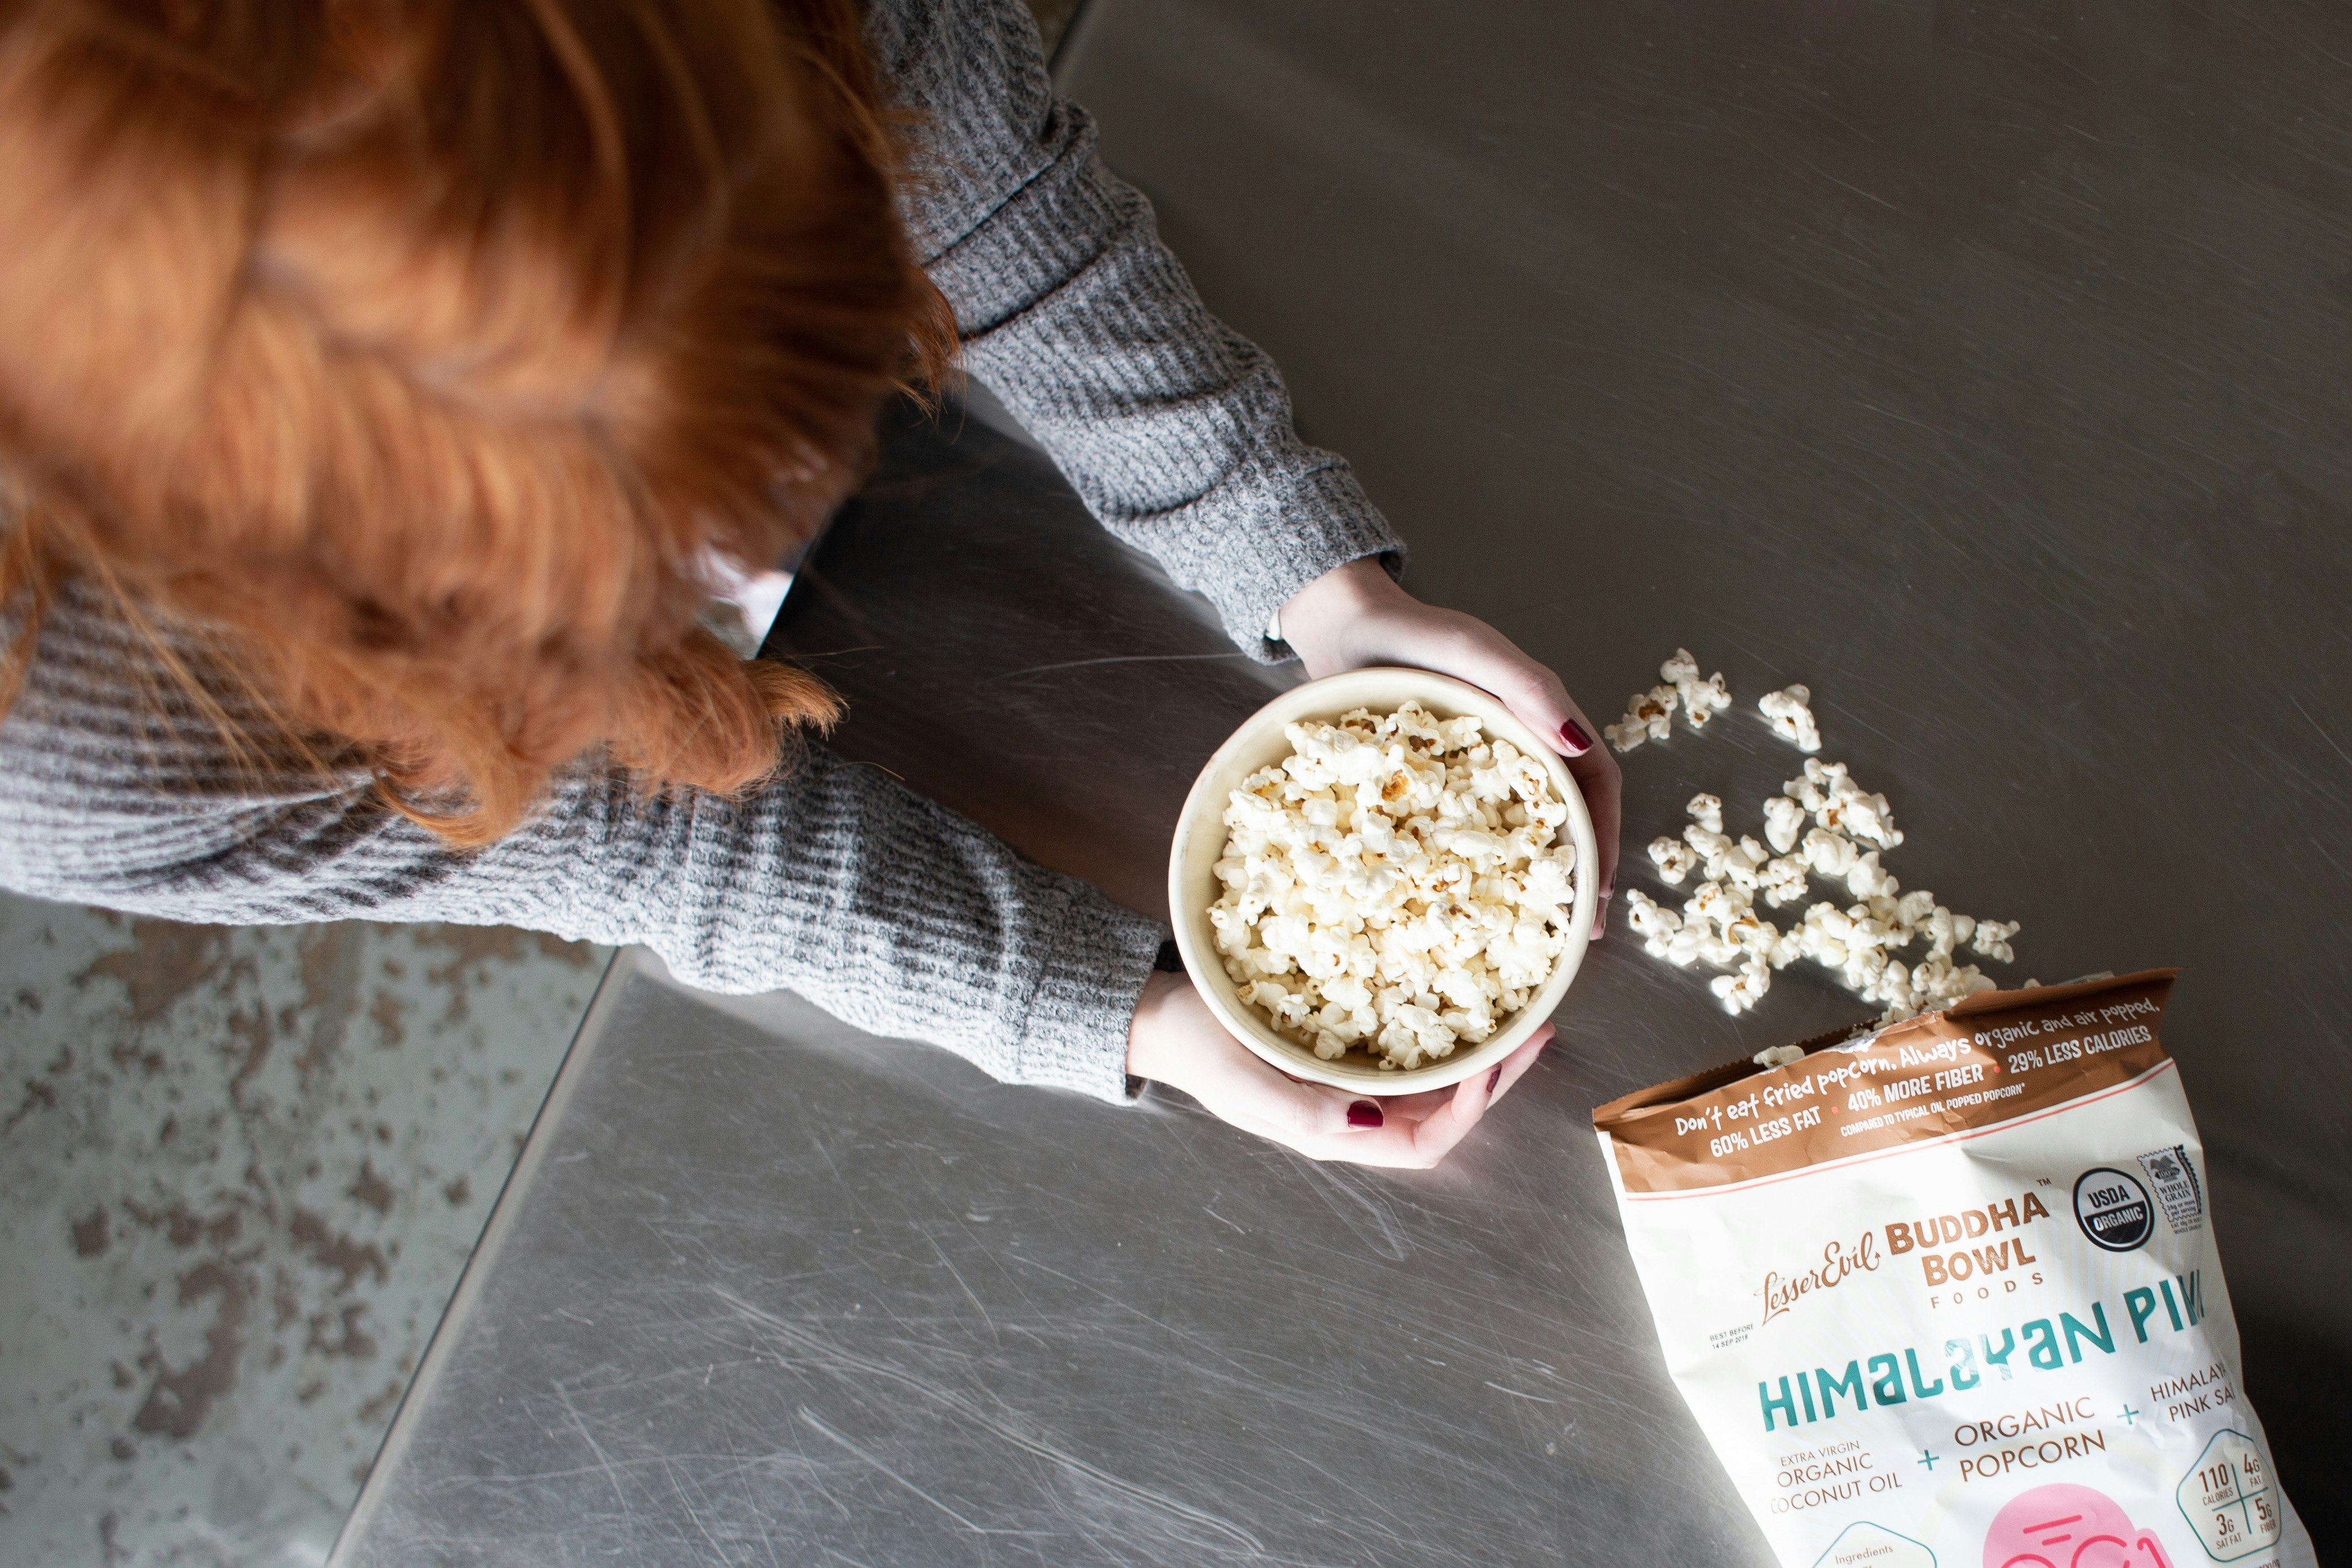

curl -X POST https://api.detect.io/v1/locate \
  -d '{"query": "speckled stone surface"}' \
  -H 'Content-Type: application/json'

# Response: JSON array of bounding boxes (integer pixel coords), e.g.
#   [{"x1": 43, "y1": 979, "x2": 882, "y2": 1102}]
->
[{"x1": 0, "y1": 891, "x2": 607, "y2": 1567}]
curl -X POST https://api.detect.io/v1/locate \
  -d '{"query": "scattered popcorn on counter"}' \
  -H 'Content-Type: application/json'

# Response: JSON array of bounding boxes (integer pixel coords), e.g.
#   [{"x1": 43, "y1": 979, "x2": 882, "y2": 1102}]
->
[
  {"x1": 1720, "y1": 836, "x2": 1769, "y2": 894},
  {"x1": 1783, "y1": 758, "x2": 1904, "y2": 850},
  {"x1": 1752, "y1": 1043, "x2": 1807, "y2": 1069},
  {"x1": 1844, "y1": 849, "x2": 1899, "y2": 901},
  {"x1": 1647, "y1": 836, "x2": 1698, "y2": 885},
  {"x1": 1761, "y1": 795, "x2": 1806, "y2": 855},
  {"x1": 1604, "y1": 685, "x2": 1678, "y2": 752},
  {"x1": 1211, "y1": 701, "x2": 1578, "y2": 1070},
  {"x1": 1971, "y1": 917, "x2": 2021, "y2": 965},
  {"x1": 1757, "y1": 685, "x2": 1823, "y2": 752},
  {"x1": 1681, "y1": 820, "x2": 1733, "y2": 881},
  {"x1": 1607, "y1": 648, "x2": 1744, "y2": 750},
  {"x1": 1617, "y1": 672, "x2": 2026, "y2": 1020},
  {"x1": 1661, "y1": 648, "x2": 1733, "y2": 731},
  {"x1": 1711, "y1": 957, "x2": 1772, "y2": 1014},
  {"x1": 1800, "y1": 826, "x2": 1858, "y2": 879},
  {"x1": 1757, "y1": 854, "x2": 1810, "y2": 909},
  {"x1": 1624, "y1": 888, "x2": 1682, "y2": 958}
]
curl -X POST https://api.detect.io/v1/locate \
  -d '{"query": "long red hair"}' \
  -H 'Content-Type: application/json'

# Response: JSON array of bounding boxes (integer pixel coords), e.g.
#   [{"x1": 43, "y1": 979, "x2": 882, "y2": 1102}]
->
[{"x1": 0, "y1": 0, "x2": 955, "y2": 844}]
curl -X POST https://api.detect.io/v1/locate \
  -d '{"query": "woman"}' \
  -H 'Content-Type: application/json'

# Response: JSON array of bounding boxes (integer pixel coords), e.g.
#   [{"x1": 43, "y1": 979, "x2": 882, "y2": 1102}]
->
[{"x1": 0, "y1": 0, "x2": 1620, "y2": 1166}]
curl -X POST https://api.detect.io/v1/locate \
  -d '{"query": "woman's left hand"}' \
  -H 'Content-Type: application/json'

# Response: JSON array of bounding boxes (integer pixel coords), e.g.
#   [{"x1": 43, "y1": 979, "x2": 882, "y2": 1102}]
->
[{"x1": 1278, "y1": 558, "x2": 1621, "y2": 935}]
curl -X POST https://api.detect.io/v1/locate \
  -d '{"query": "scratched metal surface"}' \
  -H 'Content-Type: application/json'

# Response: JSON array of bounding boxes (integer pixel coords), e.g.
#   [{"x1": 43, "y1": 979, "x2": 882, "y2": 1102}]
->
[
  {"x1": 340, "y1": 953, "x2": 1750, "y2": 1566},
  {"x1": 334, "y1": 0, "x2": 2352, "y2": 1560}
]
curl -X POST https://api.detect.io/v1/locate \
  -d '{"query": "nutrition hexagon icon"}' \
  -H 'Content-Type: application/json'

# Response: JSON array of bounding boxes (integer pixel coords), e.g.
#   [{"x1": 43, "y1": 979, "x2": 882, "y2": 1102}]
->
[{"x1": 2173, "y1": 1431, "x2": 2280, "y2": 1561}]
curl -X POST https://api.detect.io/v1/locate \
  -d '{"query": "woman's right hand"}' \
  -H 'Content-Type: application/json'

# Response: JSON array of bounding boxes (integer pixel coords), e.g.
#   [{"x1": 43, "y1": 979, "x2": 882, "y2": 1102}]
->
[{"x1": 1125, "y1": 970, "x2": 1549, "y2": 1167}]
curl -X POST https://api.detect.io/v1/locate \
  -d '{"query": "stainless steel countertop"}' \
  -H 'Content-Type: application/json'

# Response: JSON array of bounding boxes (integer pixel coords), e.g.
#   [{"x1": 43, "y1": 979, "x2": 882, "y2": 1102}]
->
[{"x1": 333, "y1": 1, "x2": 2352, "y2": 1560}]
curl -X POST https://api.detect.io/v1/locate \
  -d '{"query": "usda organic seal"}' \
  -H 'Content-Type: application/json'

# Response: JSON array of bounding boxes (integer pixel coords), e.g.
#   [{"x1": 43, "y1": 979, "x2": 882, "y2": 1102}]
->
[{"x1": 2073, "y1": 1166, "x2": 2155, "y2": 1252}]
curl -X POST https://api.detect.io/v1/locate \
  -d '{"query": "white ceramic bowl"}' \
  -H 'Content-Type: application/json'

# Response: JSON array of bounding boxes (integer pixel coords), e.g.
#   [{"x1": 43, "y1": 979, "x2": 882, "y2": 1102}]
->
[{"x1": 1167, "y1": 668, "x2": 1599, "y2": 1094}]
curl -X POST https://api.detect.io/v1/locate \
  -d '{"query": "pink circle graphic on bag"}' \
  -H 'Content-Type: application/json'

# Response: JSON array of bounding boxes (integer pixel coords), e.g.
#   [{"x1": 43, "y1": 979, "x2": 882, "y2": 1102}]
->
[{"x1": 1985, "y1": 1483, "x2": 2175, "y2": 1568}]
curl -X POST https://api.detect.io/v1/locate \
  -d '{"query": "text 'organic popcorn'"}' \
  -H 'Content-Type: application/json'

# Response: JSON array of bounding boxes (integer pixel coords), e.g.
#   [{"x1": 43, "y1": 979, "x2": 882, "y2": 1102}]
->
[{"x1": 1209, "y1": 703, "x2": 1577, "y2": 1069}]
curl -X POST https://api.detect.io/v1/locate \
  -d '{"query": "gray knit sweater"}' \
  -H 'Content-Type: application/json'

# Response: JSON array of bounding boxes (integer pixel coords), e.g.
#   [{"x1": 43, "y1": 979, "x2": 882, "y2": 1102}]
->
[{"x1": 0, "y1": 0, "x2": 1403, "y2": 1104}]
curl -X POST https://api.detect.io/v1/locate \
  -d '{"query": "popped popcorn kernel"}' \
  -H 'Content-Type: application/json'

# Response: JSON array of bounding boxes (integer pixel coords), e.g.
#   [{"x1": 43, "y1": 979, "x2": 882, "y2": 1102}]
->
[
  {"x1": 1711, "y1": 957, "x2": 1772, "y2": 1014},
  {"x1": 1761, "y1": 795, "x2": 1807, "y2": 855},
  {"x1": 1648, "y1": 836, "x2": 1699, "y2": 886},
  {"x1": 1624, "y1": 888, "x2": 1684, "y2": 960},
  {"x1": 1971, "y1": 917, "x2": 2020, "y2": 965},
  {"x1": 1757, "y1": 854, "x2": 1810, "y2": 909},
  {"x1": 1686, "y1": 793, "x2": 1725, "y2": 834},
  {"x1": 1605, "y1": 685, "x2": 1679, "y2": 752},
  {"x1": 1661, "y1": 647, "x2": 1733, "y2": 731},
  {"x1": 1758, "y1": 685, "x2": 1823, "y2": 752}
]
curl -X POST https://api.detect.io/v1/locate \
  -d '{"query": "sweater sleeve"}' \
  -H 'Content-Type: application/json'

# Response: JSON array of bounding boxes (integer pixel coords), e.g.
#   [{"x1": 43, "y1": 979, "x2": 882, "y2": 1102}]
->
[
  {"x1": 0, "y1": 594, "x2": 1165, "y2": 1104},
  {"x1": 867, "y1": 0, "x2": 1406, "y2": 660}
]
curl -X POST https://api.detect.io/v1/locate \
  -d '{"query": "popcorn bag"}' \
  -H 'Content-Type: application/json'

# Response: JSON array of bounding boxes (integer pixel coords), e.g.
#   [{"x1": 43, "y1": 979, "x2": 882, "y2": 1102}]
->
[{"x1": 1594, "y1": 971, "x2": 2315, "y2": 1568}]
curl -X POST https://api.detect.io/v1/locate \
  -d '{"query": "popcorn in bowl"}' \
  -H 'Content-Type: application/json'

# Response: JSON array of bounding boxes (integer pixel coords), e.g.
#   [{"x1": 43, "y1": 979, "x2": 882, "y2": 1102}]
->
[{"x1": 1205, "y1": 701, "x2": 1579, "y2": 1070}]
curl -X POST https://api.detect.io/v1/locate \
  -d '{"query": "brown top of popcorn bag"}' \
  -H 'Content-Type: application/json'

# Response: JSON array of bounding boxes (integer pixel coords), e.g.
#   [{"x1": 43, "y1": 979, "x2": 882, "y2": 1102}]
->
[{"x1": 1592, "y1": 970, "x2": 2178, "y2": 1194}]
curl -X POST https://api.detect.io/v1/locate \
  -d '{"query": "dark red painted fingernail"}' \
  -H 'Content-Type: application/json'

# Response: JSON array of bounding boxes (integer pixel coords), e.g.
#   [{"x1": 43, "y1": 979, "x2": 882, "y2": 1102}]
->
[
  {"x1": 1485, "y1": 1065, "x2": 1503, "y2": 1094},
  {"x1": 1559, "y1": 718, "x2": 1592, "y2": 754},
  {"x1": 1347, "y1": 1100, "x2": 1383, "y2": 1128}
]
